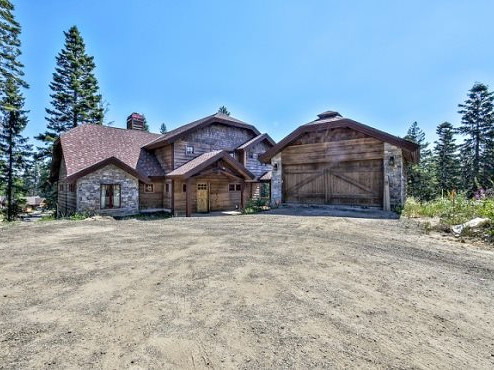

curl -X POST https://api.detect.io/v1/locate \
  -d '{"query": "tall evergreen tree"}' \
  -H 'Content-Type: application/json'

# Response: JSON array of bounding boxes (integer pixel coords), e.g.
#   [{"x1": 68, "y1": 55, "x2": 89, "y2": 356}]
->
[
  {"x1": 434, "y1": 122, "x2": 459, "y2": 194},
  {"x1": 160, "y1": 123, "x2": 167, "y2": 134},
  {"x1": 0, "y1": 78, "x2": 31, "y2": 220},
  {"x1": 36, "y1": 25, "x2": 104, "y2": 158},
  {"x1": 457, "y1": 83, "x2": 494, "y2": 192},
  {"x1": 404, "y1": 121, "x2": 436, "y2": 200},
  {"x1": 218, "y1": 105, "x2": 230, "y2": 116},
  {"x1": 0, "y1": 0, "x2": 28, "y2": 91}
]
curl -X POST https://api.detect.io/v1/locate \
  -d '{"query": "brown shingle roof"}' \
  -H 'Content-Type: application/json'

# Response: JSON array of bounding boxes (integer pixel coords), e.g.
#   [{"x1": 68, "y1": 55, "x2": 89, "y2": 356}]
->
[
  {"x1": 167, "y1": 150, "x2": 254, "y2": 180},
  {"x1": 236, "y1": 133, "x2": 276, "y2": 150},
  {"x1": 59, "y1": 124, "x2": 164, "y2": 181},
  {"x1": 145, "y1": 113, "x2": 261, "y2": 149}
]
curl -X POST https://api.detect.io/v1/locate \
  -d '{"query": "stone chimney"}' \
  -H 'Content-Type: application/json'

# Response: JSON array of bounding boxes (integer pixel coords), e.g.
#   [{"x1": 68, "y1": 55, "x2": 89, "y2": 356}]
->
[{"x1": 127, "y1": 113, "x2": 146, "y2": 130}]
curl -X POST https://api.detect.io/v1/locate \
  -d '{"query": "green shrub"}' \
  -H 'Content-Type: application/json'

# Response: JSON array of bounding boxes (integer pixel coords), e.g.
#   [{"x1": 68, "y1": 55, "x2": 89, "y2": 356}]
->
[{"x1": 243, "y1": 198, "x2": 269, "y2": 214}]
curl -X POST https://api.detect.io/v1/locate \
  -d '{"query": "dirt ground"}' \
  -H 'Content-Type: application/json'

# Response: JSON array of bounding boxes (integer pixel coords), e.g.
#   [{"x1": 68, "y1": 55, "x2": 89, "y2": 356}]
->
[{"x1": 1, "y1": 210, "x2": 493, "y2": 369}]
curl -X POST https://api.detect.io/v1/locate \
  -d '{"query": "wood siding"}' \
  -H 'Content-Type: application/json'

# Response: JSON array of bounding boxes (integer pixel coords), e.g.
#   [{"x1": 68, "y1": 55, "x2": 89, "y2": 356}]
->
[
  {"x1": 245, "y1": 141, "x2": 272, "y2": 177},
  {"x1": 281, "y1": 130, "x2": 384, "y2": 207},
  {"x1": 173, "y1": 176, "x2": 245, "y2": 216},
  {"x1": 173, "y1": 124, "x2": 255, "y2": 169},
  {"x1": 57, "y1": 157, "x2": 77, "y2": 216},
  {"x1": 154, "y1": 145, "x2": 174, "y2": 173},
  {"x1": 139, "y1": 180, "x2": 164, "y2": 209}
]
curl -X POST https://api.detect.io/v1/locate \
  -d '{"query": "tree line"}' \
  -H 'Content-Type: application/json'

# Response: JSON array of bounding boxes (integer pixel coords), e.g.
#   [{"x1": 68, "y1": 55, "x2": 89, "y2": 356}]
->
[{"x1": 405, "y1": 83, "x2": 494, "y2": 201}]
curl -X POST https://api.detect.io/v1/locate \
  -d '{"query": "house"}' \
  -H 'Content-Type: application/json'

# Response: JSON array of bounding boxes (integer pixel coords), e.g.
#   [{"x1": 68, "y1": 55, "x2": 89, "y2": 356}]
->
[
  {"x1": 259, "y1": 111, "x2": 420, "y2": 210},
  {"x1": 50, "y1": 112, "x2": 274, "y2": 217},
  {"x1": 23, "y1": 196, "x2": 46, "y2": 212}
]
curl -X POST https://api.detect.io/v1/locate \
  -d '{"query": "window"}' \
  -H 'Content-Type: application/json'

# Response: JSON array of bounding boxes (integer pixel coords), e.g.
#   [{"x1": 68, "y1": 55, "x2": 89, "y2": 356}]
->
[
  {"x1": 100, "y1": 184, "x2": 121, "y2": 209},
  {"x1": 248, "y1": 152, "x2": 257, "y2": 159},
  {"x1": 197, "y1": 183, "x2": 208, "y2": 190},
  {"x1": 165, "y1": 183, "x2": 170, "y2": 193},
  {"x1": 182, "y1": 183, "x2": 187, "y2": 192},
  {"x1": 69, "y1": 184, "x2": 75, "y2": 192},
  {"x1": 228, "y1": 183, "x2": 242, "y2": 192},
  {"x1": 186, "y1": 145, "x2": 194, "y2": 155},
  {"x1": 273, "y1": 163, "x2": 279, "y2": 171},
  {"x1": 144, "y1": 184, "x2": 154, "y2": 193},
  {"x1": 261, "y1": 183, "x2": 270, "y2": 198},
  {"x1": 229, "y1": 152, "x2": 237, "y2": 159},
  {"x1": 59, "y1": 184, "x2": 64, "y2": 191}
]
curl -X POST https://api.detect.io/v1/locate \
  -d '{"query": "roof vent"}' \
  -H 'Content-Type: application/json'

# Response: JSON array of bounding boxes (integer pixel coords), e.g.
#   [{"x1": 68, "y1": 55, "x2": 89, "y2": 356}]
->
[{"x1": 317, "y1": 111, "x2": 342, "y2": 120}]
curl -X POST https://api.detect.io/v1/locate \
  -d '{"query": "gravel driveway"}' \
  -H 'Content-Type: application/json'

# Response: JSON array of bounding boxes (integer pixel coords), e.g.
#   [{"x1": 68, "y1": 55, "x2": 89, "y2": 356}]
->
[{"x1": 1, "y1": 212, "x2": 493, "y2": 368}]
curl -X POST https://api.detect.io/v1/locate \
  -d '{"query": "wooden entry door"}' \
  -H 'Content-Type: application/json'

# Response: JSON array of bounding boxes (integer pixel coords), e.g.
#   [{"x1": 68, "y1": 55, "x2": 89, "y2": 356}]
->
[
  {"x1": 283, "y1": 160, "x2": 383, "y2": 206},
  {"x1": 196, "y1": 183, "x2": 209, "y2": 212}
]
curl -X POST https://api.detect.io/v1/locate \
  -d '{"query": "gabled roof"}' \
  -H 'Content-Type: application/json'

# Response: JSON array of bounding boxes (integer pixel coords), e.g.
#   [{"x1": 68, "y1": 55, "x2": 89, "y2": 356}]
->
[
  {"x1": 166, "y1": 150, "x2": 254, "y2": 180},
  {"x1": 50, "y1": 124, "x2": 164, "y2": 183},
  {"x1": 236, "y1": 133, "x2": 275, "y2": 151},
  {"x1": 144, "y1": 113, "x2": 261, "y2": 149},
  {"x1": 259, "y1": 112, "x2": 420, "y2": 164}
]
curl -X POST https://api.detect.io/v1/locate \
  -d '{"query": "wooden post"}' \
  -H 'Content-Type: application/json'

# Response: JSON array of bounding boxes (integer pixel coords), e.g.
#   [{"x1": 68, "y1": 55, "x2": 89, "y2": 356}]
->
[
  {"x1": 240, "y1": 181, "x2": 245, "y2": 210},
  {"x1": 171, "y1": 180, "x2": 175, "y2": 214},
  {"x1": 186, "y1": 179, "x2": 192, "y2": 217}
]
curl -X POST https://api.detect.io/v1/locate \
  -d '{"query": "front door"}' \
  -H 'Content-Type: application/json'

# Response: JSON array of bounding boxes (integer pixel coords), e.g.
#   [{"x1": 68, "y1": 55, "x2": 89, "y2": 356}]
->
[{"x1": 196, "y1": 183, "x2": 209, "y2": 212}]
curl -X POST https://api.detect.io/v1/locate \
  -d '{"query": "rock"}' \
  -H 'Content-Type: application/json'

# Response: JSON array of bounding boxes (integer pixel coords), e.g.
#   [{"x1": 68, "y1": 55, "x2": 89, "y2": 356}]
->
[{"x1": 451, "y1": 218, "x2": 490, "y2": 236}]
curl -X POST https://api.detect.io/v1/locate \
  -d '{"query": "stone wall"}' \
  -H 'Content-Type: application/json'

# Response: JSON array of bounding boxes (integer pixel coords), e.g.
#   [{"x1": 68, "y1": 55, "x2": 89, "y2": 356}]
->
[
  {"x1": 270, "y1": 153, "x2": 282, "y2": 206},
  {"x1": 77, "y1": 164, "x2": 139, "y2": 216},
  {"x1": 384, "y1": 143, "x2": 405, "y2": 208}
]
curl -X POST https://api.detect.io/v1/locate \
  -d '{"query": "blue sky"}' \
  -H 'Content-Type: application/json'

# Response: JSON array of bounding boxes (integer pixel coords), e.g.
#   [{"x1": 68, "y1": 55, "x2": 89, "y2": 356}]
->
[{"x1": 16, "y1": 0, "x2": 494, "y2": 144}]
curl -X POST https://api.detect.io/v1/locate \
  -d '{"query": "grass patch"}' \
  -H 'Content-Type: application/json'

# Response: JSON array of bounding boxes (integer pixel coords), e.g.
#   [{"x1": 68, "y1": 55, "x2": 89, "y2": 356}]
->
[{"x1": 403, "y1": 195, "x2": 494, "y2": 243}]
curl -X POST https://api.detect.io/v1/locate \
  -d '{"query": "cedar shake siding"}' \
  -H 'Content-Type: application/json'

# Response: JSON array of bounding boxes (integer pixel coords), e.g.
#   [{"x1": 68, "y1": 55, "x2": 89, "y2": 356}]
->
[
  {"x1": 173, "y1": 124, "x2": 255, "y2": 168},
  {"x1": 245, "y1": 141, "x2": 273, "y2": 178}
]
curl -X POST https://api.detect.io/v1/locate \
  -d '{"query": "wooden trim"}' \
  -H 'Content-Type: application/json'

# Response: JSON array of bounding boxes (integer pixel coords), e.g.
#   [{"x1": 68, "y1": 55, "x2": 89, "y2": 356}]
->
[
  {"x1": 144, "y1": 116, "x2": 261, "y2": 150},
  {"x1": 259, "y1": 118, "x2": 420, "y2": 164},
  {"x1": 64, "y1": 156, "x2": 152, "y2": 184},
  {"x1": 167, "y1": 151, "x2": 255, "y2": 180}
]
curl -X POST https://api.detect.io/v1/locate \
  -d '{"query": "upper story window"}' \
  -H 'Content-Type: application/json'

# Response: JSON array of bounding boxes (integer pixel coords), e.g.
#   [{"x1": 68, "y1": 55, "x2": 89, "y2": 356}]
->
[
  {"x1": 229, "y1": 151, "x2": 237, "y2": 159},
  {"x1": 186, "y1": 145, "x2": 194, "y2": 155},
  {"x1": 144, "y1": 184, "x2": 154, "y2": 193},
  {"x1": 248, "y1": 152, "x2": 257, "y2": 159},
  {"x1": 165, "y1": 183, "x2": 170, "y2": 193}
]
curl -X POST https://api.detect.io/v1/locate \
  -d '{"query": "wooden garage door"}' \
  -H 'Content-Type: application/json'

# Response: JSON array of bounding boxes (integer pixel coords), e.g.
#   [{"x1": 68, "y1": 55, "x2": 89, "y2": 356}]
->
[{"x1": 282, "y1": 138, "x2": 384, "y2": 207}]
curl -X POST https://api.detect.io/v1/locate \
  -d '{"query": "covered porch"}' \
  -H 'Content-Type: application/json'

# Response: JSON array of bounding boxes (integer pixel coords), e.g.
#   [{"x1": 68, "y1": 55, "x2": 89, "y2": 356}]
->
[{"x1": 166, "y1": 150, "x2": 255, "y2": 217}]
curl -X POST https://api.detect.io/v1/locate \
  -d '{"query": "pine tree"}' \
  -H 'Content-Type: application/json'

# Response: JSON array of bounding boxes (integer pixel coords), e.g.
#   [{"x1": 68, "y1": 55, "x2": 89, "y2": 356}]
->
[
  {"x1": 0, "y1": 0, "x2": 28, "y2": 92},
  {"x1": 457, "y1": 83, "x2": 494, "y2": 193},
  {"x1": 218, "y1": 106, "x2": 230, "y2": 116},
  {"x1": 0, "y1": 78, "x2": 31, "y2": 220},
  {"x1": 36, "y1": 25, "x2": 104, "y2": 158},
  {"x1": 404, "y1": 122, "x2": 436, "y2": 200},
  {"x1": 160, "y1": 123, "x2": 167, "y2": 134},
  {"x1": 434, "y1": 122, "x2": 459, "y2": 194}
]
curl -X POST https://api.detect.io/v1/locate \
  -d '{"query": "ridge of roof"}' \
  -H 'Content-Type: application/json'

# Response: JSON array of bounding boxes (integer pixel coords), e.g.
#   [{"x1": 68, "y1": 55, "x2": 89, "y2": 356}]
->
[
  {"x1": 259, "y1": 115, "x2": 420, "y2": 164},
  {"x1": 144, "y1": 113, "x2": 260, "y2": 149}
]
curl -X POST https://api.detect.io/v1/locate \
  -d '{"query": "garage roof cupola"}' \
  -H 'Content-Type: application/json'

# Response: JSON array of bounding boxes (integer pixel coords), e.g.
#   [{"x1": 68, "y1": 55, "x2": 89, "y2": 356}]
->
[{"x1": 317, "y1": 111, "x2": 342, "y2": 120}]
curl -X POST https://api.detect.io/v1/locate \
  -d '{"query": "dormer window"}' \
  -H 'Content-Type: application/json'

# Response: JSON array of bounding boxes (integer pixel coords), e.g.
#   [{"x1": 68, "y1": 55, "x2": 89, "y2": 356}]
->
[{"x1": 186, "y1": 145, "x2": 194, "y2": 155}]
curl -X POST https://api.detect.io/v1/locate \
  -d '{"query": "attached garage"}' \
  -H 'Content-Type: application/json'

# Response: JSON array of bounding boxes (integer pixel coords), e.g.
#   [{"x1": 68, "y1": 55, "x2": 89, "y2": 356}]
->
[{"x1": 260, "y1": 111, "x2": 420, "y2": 210}]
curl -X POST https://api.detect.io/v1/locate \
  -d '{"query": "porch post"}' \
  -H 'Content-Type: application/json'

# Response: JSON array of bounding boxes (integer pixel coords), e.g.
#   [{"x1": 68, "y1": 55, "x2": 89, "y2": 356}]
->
[
  {"x1": 240, "y1": 181, "x2": 245, "y2": 210},
  {"x1": 186, "y1": 178, "x2": 192, "y2": 217}
]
